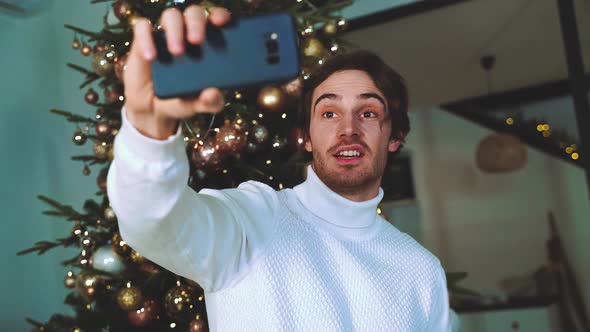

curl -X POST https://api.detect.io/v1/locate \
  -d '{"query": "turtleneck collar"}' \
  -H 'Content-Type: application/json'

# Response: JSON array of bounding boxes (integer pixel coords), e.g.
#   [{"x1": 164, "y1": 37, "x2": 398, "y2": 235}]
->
[{"x1": 292, "y1": 165, "x2": 384, "y2": 239}]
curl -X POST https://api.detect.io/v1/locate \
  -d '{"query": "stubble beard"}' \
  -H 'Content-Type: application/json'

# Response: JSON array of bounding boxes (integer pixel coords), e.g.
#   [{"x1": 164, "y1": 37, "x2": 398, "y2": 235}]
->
[{"x1": 311, "y1": 149, "x2": 388, "y2": 198}]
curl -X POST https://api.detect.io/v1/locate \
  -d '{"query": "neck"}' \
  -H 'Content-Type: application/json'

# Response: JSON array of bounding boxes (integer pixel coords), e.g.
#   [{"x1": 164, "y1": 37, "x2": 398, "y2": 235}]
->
[
  {"x1": 293, "y1": 166, "x2": 384, "y2": 231},
  {"x1": 310, "y1": 165, "x2": 382, "y2": 202}
]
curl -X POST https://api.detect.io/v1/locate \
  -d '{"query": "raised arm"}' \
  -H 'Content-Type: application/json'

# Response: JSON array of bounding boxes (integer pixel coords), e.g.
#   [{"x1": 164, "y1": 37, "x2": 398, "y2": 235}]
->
[{"x1": 107, "y1": 108, "x2": 279, "y2": 292}]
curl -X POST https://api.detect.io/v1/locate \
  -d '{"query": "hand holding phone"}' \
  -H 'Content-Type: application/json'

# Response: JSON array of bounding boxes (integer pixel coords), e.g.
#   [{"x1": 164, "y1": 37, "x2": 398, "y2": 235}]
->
[
  {"x1": 150, "y1": 13, "x2": 300, "y2": 99},
  {"x1": 123, "y1": 5, "x2": 230, "y2": 140}
]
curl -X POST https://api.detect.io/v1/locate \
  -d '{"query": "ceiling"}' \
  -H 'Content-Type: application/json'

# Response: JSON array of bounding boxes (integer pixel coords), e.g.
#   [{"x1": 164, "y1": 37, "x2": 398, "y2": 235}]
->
[{"x1": 342, "y1": 0, "x2": 590, "y2": 109}]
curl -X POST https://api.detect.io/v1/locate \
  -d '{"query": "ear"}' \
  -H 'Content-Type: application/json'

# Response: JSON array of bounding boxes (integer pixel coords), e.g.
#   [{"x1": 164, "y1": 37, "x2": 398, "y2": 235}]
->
[
  {"x1": 388, "y1": 139, "x2": 401, "y2": 153},
  {"x1": 304, "y1": 139, "x2": 312, "y2": 153}
]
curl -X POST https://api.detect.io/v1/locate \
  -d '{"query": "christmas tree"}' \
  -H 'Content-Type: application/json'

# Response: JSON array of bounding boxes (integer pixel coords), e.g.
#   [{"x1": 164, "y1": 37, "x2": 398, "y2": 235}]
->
[{"x1": 18, "y1": 0, "x2": 352, "y2": 331}]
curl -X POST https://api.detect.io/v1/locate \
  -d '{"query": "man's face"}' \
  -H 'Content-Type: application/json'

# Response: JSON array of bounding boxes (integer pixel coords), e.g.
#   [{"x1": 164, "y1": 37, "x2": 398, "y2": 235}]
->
[{"x1": 305, "y1": 69, "x2": 401, "y2": 198}]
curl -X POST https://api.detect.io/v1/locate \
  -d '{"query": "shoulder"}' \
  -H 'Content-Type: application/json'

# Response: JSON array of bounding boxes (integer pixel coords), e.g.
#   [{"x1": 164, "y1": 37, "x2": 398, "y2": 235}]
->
[
  {"x1": 379, "y1": 220, "x2": 444, "y2": 277},
  {"x1": 198, "y1": 180, "x2": 281, "y2": 214}
]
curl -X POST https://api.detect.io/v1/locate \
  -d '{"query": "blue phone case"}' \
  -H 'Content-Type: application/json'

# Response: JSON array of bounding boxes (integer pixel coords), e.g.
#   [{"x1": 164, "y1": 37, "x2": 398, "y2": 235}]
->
[{"x1": 151, "y1": 12, "x2": 300, "y2": 99}]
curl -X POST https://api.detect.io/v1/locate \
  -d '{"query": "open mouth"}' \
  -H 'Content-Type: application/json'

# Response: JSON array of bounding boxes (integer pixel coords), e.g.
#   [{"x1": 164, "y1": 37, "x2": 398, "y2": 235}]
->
[{"x1": 333, "y1": 145, "x2": 365, "y2": 163}]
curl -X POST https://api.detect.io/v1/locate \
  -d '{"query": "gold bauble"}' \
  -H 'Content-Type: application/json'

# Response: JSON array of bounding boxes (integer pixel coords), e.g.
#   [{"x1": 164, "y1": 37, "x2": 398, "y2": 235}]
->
[
  {"x1": 130, "y1": 250, "x2": 147, "y2": 264},
  {"x1": 164, "y1": 284, "x2": 200, "y2": 321},
  {"x1": 117, "y1": 286, "x2": 143, "y2": 311},
  {"x1": 93, "y1": 143, "x2": 109, "y2": 160},
  {"x1": 72, "y1": 38, "x2": 81, "y2": 50},
  {"x1": 257, "y1": 86, "x2": 285, "y2": 112},
  {"x1": 104, "y1": 206, "x2": 117, "y2": 222},
  {"x1": 302, "y1": 38, "x2": 326, "y2": 58},
  {"x1": 92, "y1": 51, "x2": 115, "y2": 77},
  {"x1": 112, "y1": 232, "x2": 131, "y2": 256},
  {"x1": 64, "y1": 271, "x2": 76, "y2": 289},
  {"x1": 75, "y1": 270, "x2": 101, "y2": 302},
  {"x1": 322, "y1": 22, "x2": 338, "y2": 35}
]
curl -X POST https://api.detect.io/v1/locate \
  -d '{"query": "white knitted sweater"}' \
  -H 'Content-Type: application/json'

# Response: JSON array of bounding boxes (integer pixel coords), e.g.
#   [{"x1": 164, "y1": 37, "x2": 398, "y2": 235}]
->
[{"x1": 107, "y1": 108, "x2": 452, "y2": 331}]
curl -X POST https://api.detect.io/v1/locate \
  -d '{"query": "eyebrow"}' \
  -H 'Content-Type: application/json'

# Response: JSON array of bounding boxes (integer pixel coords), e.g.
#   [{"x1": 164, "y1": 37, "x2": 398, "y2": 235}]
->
[{"x1": 313, "y1": 93, "x2": 387, "y2": 111}]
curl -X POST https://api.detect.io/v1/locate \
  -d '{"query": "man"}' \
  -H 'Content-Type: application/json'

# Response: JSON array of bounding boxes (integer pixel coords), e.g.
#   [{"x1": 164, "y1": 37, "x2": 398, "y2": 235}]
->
[{"x1": 107, "y1": 4, "x2": 452, "y2": 331}]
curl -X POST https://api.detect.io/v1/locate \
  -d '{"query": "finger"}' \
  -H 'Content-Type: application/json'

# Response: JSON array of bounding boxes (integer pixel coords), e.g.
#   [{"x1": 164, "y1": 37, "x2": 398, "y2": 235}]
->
[
  {"x1": 197, "y1": 87, "x2": 225, "y2": 111},
  {"x1": 125, "y1": 20, "x2": 155, "y2": 112},
  {"x1": 132, "y1": 18, "x2": 156, "y2": 61},
  {"x1": 184, "y1": 5, "x2": 207, "y2": 44},
  {"x1": 160, "y1": 8, "x2": 185, "y2": 55},
  {"x1": 153, "y1": 88, "x2": 225, "y2": 119},
  {"x1": 208, "y1": 7, "x2": 231, "y2": 26}
]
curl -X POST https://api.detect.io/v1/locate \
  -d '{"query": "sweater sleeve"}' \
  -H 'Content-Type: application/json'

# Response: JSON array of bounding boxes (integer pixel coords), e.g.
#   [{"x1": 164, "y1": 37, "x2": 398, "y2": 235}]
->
[
  {"x1": 427, "y1": 265, "x2": 453, "y2": 332},
  {"x1": 106, "y1": 107, "x2": 280, "y2": 292}
]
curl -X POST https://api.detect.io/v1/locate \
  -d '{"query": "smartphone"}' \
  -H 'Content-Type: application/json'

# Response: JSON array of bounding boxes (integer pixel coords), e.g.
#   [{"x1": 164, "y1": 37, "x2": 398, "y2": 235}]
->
[{"x1": 151, "y1": 12, "x2": 301, "y2": 99}]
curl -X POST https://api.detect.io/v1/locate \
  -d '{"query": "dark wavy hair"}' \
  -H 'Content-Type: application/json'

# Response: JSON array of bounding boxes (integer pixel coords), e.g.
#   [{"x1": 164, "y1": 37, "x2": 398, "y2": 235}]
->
[{"x1": 299, "y1": 50, "x2": 410, "y2": 144}]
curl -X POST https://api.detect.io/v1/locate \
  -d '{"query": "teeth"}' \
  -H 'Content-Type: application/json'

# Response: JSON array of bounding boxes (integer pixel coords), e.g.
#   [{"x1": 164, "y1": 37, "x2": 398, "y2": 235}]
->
[{"x1": 337, "y1": 150, "x2": 360, "y2": 157}]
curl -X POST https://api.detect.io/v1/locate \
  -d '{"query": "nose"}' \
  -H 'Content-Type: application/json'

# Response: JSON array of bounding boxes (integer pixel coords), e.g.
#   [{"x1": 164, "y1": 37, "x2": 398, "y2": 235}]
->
[{"x1": 338, "y1": 112, "x2": 360, "y2": 138}]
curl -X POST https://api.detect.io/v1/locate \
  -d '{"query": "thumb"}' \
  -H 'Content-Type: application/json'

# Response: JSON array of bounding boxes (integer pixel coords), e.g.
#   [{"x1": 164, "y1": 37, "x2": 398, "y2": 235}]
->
[{"x1": 124, "y1": 19, "x2": 156, "y2": 111}]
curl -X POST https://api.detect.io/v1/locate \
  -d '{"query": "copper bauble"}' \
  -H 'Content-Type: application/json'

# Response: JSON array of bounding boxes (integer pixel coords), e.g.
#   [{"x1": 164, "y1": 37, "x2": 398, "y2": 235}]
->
[
  {"x1": 323, "y1": 22, "x2": 338, "y2": 35},
  {"x1": 64, "y1": 271, "x2": 76, "y2": 289},
  {"x1": 73, "y1": 128, "x2": 87, "y2": 145},
  {"x1": 81, "y1": 43, "x2": 92, "y2": 56},
  {"x1": 215, "y1": 120, "x2": 247, "y2": 154},
  {"x1": 164, "y1": 284, "x2": 200, "y2": 321},
  {"x1": 190, "y1": 140, "x2": 222, "y2": 170},
  {"x1": 93, "y1": 43, "x2": 106, "y2": 54},
  {"x1": 84, "y1": 88, "x2": 99, "y2": 105},
  {"x1": 97, "y1": 168, "x2": 108, "y2": 192},
  {"x1": 257, "y1": 86, "x2": 285, "y2": 112},
  {"x1": 83, "y1": 165, "x2": 91, "y2": 176},
  {"x1": 114, "y1": 53, "x2": 128, "y2": 80},
  {"x1": 283, "y1": 77, "x2": 303, "y2": 98},
  {"x1": 475, "y1": 133, "x2": 528, "y2": 173},
  {"x1": 128, "y1": 299, "x2": 159, "y2": 327},
  {"x1": 92, "y1": 51, "x2": 114, "y2": 77},
  {"x1": 118, "y1": 286, "x2": 143, "y2": 311},
  {"x1": 95, "y1": 121, "x2": 111, "y2": 138},
  {"x1": 75, "y1": 270, "x2": 101, "y2": 302},
  {"x1": 113, "y1": 0, "x2": 134, "y2": 21},
  {"x1": 190, "y1": 319, "x2": 207, "y2": 332},
  {"x1": 106, "y1": 88, "x2": 123, "y2": 104},
  {"x1": 112, "y1": 232, "x2": 131, "y2": 256},
  {"x1": 72, "y1": 38, "x2": 81, "y2": 50},
  {"x1": 302, "y1": 38, "x2": 326, "y2": 58}
]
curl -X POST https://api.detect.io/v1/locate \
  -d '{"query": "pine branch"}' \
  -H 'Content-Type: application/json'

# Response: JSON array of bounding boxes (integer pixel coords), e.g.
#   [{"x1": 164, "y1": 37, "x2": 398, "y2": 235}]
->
[
  {"x1": 71, "y1": 155, "x2": 105, "y2": 164},
  {"x1": 64, "y1": 24, "x2": 101, "y2": 40},
  {"x1": 25, "y1": 318, "x2": 44, "y2": 328},
  {"x1": 17, "y1": 237, "x2": 77, "y2": 256},
  {"x1": 37, "y1": 195, "x2": 86, "y2": 221},
  {"x1": 91, "y1": 0, "x2": 113, "y2": 3},
  {"x1": 50, "y1": 109, "x2": 98, "y2": 124},
  {"x1": 66, "y1": 63, "x2": 96, "y2": 76}
]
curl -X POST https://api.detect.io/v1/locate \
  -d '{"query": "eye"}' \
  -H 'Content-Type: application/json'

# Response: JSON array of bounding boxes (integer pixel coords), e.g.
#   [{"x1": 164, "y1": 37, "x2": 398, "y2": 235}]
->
[
  {"x1": 322, "y1": 111, "x2": 336, "y2": 119},
  {"x1": 361, "y1": 110, "x2": 378, "y2": 118}
]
